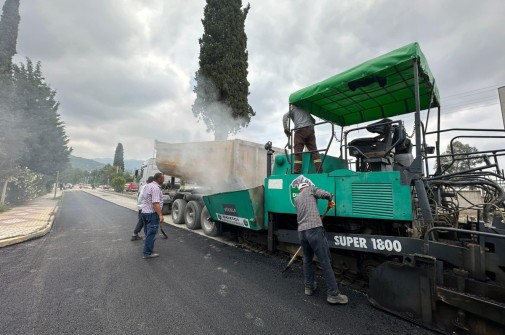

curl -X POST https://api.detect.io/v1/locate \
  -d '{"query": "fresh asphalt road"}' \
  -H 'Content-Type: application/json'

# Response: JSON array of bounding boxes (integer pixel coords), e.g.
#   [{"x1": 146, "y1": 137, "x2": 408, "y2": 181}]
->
[{"x1": 0, "y1": 191, "x2": 436, "y2": 335}]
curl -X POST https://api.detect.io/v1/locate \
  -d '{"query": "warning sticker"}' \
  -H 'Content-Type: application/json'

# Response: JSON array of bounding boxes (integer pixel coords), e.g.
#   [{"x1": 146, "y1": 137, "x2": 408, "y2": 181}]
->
[{"x1": 216, "y1": 213, "x2": 250, "y2": 228}]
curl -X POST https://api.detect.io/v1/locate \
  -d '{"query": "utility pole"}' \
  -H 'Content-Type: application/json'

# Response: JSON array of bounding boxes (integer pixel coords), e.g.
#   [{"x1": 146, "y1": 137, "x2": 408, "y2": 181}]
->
[
  {"x1": 498, "y1": 86, "x2": 505, "y2": 129},
  {"x1": 54, "y1": 170, "x2": 59, "y2": 199}
]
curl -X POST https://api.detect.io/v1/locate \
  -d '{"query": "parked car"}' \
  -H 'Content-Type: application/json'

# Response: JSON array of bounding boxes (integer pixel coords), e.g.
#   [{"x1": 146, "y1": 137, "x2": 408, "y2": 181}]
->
[{"x1": 124, "y1": 182, "x2": 139, "y2": 192}]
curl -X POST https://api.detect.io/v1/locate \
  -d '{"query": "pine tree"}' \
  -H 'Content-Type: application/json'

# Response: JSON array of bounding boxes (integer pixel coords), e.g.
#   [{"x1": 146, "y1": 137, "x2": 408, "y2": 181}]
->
[
  {"x1": 13, "y1": 59, "x2": 72, "y2": 175},
  {"x1": 193, "y1": 0, "x2": 255, "y2": 140},
  {"x1": 113, "y1": 143, "x2": 124, "y2": 172}
]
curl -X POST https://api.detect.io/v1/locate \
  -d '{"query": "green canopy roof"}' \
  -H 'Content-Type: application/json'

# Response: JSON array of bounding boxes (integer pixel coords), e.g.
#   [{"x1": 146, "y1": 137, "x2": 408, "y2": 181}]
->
[{"x1": 289, "y1": 42, "x2": 440, "y2": 127}]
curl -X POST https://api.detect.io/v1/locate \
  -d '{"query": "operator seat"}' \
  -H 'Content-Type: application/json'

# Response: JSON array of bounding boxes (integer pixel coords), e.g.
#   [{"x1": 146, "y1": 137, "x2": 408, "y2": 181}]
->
[
  {"x1": 349, "y1": 118, "x2": 396, "y2": 171},
  {"x1": 392, "y1": 126, "x2": 413, "y2": 170}
]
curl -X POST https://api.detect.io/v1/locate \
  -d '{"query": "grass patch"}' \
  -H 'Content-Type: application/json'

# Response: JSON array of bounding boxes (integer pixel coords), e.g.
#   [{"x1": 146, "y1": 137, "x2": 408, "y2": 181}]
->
[{"x1": 0, "y1": 203, "x2": 10, "y2": 213}]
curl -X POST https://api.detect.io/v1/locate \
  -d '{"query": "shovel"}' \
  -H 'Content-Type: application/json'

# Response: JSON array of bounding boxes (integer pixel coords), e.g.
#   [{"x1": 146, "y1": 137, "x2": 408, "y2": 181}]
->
[
  {"x1": 281, "y1": 203, "x2": 333, "y2": 273},
  {"x1": 160, "y1": 222, "x2": 168, "y2": 239}
]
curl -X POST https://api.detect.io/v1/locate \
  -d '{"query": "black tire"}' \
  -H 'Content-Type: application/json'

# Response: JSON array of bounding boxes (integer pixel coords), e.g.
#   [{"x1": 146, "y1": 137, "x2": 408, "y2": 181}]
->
[
  {"x1": 201, "y1": 206, "x2": 222, "y2": 237},
  {"x1": 162, "y1": 203, "x2": 171, "y2": 215},
  {"x1": 185, "y1": 200, "x2": 202, "y2": 230},
  {"x1": 171, "y1": 199, "x2": 187, "y2": 224}
]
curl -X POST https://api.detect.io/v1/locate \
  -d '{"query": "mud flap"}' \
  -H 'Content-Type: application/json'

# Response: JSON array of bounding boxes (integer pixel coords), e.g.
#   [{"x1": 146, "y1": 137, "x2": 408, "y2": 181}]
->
[{"x1": 368, "y1": 258, "x2": 435, "y2": 328}]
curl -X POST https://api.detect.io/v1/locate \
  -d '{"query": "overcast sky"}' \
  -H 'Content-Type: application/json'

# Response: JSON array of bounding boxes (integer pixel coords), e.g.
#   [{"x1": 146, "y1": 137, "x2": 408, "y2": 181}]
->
[{"x1": 12, "y1": 0, "x2": 505, "y2": 161}]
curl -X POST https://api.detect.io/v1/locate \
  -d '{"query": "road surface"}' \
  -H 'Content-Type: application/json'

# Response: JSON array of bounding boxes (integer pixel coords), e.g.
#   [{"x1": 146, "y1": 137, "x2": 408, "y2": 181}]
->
[{"x1": 0, "y1": 191, "x2": 435, "y2": 334}]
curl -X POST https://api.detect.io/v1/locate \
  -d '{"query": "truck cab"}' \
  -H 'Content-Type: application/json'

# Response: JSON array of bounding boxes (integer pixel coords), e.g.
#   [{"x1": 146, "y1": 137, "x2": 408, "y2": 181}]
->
[{"x1": 135, "y1": 157, "x2": 177, "y2": 214}]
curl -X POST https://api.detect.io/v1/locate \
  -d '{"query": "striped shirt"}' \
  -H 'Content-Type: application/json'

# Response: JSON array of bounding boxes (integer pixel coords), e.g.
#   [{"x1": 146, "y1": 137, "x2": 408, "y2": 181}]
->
[
  {"x1": 295, "y1": 185, "x2": 332, "y2": 231},
  {"x1": 140, "y1": 182, "x2": 163, "y2": 214}
]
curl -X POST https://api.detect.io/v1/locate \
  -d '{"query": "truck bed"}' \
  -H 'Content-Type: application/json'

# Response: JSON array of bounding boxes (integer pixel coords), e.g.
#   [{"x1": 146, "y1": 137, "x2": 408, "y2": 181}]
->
[{"x1": 155, "y1": 139, "x2": 281, "y2": 193}]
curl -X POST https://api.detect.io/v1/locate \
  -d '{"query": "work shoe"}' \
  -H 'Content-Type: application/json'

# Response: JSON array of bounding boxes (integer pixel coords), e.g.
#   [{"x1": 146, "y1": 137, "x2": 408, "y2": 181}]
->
[
  {"x1": 130, "y1": 234, "x2": 142, "y2": 241},
  {"x1": 143, "y1": 253, "x2": 159, "y2": 259},
  {"x1": 304, "y1": 281, "x2": 318, "y2": 296},
  {"x1": 327, "y1": 293, "x2": 348, "y2": 305}
]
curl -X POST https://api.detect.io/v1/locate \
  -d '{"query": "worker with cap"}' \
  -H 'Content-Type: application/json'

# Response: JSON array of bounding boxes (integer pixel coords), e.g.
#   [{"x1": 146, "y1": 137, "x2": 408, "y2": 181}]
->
[
  {"x1": 294, "y1": 182, "x2": 348, "y2": 305},
  {"x1": 282, "y1": 104, "x2": 322, "y2": 173}
]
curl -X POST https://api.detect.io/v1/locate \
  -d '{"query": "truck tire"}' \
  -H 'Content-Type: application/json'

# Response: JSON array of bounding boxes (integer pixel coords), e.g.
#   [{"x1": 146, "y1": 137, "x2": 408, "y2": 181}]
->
[
  {"x1": 185, "y1": 200, "x2": 202, "y2": 230},
  {"x1": 201, "y1": 206, "x2": 222, "y2": 237},
  {"x1": 162, "y1": 203, "x2": 171, "y2": 215},
  {"x1": 172, "y1": 199, "x2": 187, "y2": 224}
]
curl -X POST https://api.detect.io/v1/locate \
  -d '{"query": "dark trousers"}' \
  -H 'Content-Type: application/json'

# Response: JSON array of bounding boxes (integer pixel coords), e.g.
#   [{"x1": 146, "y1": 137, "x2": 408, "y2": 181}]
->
[
  {"x1": 293, "y1": 126, "x2": 321, "y2": 173},
  {"x1": 299, "y1": 227, "x2": 339, "y2": 296},
  {"x1": 133, "y1": 210, "x2": 144, "y2": 235}
]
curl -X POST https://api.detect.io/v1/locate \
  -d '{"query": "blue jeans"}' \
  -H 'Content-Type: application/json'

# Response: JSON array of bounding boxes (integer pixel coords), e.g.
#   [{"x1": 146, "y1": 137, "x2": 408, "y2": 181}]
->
[
  {"x1": 142, "y1": 213, "x2": 159, "y2": 256},
  {"x1": 299, "y1": 227, "x2": 339, "y2": 296}
]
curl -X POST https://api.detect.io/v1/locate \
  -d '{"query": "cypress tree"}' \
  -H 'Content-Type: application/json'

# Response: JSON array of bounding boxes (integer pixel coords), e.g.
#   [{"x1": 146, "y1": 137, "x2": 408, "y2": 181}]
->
[
  {"x1": 193, "y1": 0, "x2": 255, "y2": 140},
  {"x1": 0, "y1": 0, "x2": 19, "y2": 113},
  {"x1": 113, "y1": 143, "x2": 124, "y2": 172},
  {"x1": 0, "y1": 0, "x2": 21, "y2": 204},
  {"x1": 0, "y1": 0, "x2": 19, "y2": 87}
]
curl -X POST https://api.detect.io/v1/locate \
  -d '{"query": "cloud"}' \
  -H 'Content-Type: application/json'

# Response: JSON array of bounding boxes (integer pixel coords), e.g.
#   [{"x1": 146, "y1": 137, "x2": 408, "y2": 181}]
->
[{"x1": 11, "y1": 0, "x2": 505, "y2": 161}]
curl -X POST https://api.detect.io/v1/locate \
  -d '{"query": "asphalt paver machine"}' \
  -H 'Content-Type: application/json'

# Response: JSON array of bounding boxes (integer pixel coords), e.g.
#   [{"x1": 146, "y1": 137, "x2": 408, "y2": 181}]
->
[{"x1": 203, "y1": 43, "x2": 505, "y2": 334}]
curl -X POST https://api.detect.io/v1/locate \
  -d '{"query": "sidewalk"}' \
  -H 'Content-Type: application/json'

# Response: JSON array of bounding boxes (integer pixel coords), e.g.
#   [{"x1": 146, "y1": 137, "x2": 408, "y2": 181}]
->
[{"x1": 0, "y1": 190, "x2": 62, "y2": 248}]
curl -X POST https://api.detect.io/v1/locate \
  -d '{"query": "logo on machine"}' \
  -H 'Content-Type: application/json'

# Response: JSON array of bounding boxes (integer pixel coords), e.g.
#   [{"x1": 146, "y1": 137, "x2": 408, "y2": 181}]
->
[
  {"x1": 223, "y1": 204, "x2": 238, "y2": 216},
  {"x1": 289, "y1": 175, "x2": 314, "y2": 207}
]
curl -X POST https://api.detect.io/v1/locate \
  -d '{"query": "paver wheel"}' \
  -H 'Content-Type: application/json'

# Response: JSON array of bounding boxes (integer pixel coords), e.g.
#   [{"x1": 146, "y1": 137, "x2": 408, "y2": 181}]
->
[
  {"x1": 185, "y1": 200, "x2": 202, "y2": 230},
  {"x1": 201, "y1": 206, "x2": 222, "y2": 237},
  {"x1": 171, "y1": 199, "x2": 187, "y2": 224}
]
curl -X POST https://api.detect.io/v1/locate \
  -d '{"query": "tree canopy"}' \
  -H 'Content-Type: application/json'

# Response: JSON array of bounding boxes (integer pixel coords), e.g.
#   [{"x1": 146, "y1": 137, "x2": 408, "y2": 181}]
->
[
  {"x1": 0, "y1": 0, "x2": 71, "y2": 204},
  {"x1": 193, "y1": 0, "x2": 255, "y2": 140},
  {"x1": 437, "y1": 141, "x2": 484, "y2": 174}
]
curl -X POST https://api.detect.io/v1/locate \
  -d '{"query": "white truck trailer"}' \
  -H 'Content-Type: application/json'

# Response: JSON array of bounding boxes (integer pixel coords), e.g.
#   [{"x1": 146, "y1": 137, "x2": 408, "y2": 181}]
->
[{"x1": 154, "y1": 139, "x2": 281, "y2": 236}]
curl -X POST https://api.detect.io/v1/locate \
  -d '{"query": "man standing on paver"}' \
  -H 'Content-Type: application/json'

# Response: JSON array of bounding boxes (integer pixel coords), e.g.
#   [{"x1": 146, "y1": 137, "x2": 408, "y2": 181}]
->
[
  {"x1": 295, "y1": 182, "x2": 348, "y2": 305},
  {"x1": 141, "y1": 172, "x2": 164, "y2": 259},
  {"x1": 282, "y1": 104, "x2": 322, "y2": 173}
]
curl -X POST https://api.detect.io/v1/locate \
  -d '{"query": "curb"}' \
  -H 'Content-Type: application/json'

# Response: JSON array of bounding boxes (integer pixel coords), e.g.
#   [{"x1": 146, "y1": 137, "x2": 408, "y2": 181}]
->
[{"x1": 0, "y1": 197, "x2": 61, "y2": 248}]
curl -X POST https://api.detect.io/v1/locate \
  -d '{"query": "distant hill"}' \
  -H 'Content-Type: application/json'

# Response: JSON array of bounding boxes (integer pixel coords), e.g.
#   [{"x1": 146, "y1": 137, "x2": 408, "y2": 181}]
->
[
  {"x1": 92, "y1": 158, "x2": 145, "y2": 173},
  {"x1": 125, "y1": 159, "x2": 145, "y2": 172},
  {"x1": 70, "y1": 156, "x2": 144, "y2": 172},
  {"x1": 69, "y1": 156, "x2": 105, "y2": 171}
]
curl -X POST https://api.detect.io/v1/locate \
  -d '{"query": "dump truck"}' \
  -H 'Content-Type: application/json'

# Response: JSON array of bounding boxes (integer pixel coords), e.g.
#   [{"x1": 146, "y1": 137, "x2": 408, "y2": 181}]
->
[
  {"x1": 135, "y1": 157, "x2": 176, "y2": 215},
  {"x1": 201, "y1": 43, "x2": 505, "y2": 334},
  {"x1": 155, "y1": 139, "x2": 283, "y2": 235}
]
